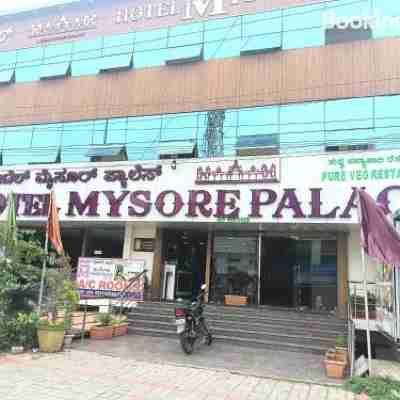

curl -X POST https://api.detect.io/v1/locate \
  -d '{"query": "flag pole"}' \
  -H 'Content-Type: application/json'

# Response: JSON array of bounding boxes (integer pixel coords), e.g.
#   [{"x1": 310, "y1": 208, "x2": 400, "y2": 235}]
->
[
  {"x1": 357, "y1": 189, "x2": 373, "y2": 375},
  {"x1": 38, "y1": 213, "x2": 49, "y2": 315},
  {"x1": 360, "y1": 246, "x2": 373, "y2": 375}
]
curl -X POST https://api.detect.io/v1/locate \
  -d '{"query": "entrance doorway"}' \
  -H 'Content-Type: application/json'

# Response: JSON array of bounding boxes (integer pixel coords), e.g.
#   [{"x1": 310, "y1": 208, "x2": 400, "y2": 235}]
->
[
  {"x1": 260, "y1": 238, "x2": 296, "y2": 307},
  {"x1": 260, "y1": 237, "x2": 338, "y2": 311},
  {"x1": 162, "y1": 230, "x2": 207, "y2": 300}
]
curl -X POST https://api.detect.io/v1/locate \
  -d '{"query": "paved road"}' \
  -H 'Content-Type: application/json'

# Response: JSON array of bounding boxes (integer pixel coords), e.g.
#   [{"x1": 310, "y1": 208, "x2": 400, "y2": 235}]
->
[{"x1": 0, "y1": 350, "x2": 355, "y2": 400}]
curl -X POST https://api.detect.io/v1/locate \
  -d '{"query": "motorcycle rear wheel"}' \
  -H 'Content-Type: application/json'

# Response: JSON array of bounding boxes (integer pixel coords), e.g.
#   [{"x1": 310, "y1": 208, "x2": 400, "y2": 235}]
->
[{"x1": 180, "y1": 333, "x2": 195, "y2": 354}]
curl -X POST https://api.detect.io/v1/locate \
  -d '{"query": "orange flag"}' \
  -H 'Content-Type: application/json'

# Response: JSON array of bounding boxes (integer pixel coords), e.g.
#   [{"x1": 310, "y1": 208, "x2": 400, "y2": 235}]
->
[{"x1": 48, "y1": 191, "x2": 64, "y2": 255}]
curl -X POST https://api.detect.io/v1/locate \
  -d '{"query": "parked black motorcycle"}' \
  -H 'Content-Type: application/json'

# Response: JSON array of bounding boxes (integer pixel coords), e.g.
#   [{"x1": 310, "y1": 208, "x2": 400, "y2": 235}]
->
[{"x1": 174, "y1": 284, "x2": 213, "y2": 354}]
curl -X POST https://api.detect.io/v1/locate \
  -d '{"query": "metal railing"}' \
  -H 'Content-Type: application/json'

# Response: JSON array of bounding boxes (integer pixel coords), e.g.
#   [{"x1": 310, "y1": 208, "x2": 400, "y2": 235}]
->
[{"x1": 348, "y1": 281, "x2": 377, "y2": 321}]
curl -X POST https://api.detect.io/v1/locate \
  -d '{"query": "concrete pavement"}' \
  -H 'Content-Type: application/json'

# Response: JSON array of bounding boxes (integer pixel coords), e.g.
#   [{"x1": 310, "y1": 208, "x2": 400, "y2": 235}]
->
[{"x1": 0, "y1": 349, "x2": 356, "y2": 400}]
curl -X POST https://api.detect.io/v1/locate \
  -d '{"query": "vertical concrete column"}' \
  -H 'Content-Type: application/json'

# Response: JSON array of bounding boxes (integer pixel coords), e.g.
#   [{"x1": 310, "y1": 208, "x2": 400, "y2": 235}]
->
[
  {"x1": 337, "y1": 231, "x2": 349, "y2": 319},
  {"x1": 151, "y1": 227, "x2": 163, "y2": 300}
]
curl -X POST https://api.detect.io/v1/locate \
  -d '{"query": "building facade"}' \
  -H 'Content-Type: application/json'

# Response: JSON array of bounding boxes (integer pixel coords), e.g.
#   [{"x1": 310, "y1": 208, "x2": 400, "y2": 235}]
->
[{"x1": 0, "y1": 0, "x2": 400, "y2": 320}]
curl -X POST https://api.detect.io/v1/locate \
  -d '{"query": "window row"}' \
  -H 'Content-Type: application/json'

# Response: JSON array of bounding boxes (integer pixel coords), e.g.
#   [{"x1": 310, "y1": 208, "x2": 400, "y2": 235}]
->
[
  {"x1": 0, "y1": 94, "x2": 399, "y2": 165},
  {"x1": 0, "y1": 0, "x2": 398, "y2": 83}
]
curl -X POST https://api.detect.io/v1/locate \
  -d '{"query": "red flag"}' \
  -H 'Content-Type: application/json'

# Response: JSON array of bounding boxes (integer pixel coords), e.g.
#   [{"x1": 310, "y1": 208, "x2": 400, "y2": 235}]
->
[
  {"x1": 358, "y1": 189, "x2": 400, "y2": 266},
  {"x1": 48, "y1": 191, "x2": 64, "y2": 255}
]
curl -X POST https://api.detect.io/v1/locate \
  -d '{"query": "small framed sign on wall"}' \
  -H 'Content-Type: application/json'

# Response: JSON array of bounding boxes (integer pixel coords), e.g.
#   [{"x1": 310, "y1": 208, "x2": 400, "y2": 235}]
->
[{"x1": 134, "y1": 238, "x2": 155, "y2": 252}]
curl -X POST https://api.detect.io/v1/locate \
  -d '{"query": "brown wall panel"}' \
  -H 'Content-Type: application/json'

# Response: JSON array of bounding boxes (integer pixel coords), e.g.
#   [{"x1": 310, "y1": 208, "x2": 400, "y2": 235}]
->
[{"x1": 0, "y1": 37, "x2": 400, "y2": 127}]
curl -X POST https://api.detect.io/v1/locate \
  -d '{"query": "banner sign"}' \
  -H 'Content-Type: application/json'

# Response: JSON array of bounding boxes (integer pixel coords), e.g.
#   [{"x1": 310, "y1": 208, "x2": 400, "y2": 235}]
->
[
  {"x1": 77, "y1": 257, "x2": 145, "y2": 300},
  {"x1": 1, "y1": 151, "x2": 400, "y2": 223}
]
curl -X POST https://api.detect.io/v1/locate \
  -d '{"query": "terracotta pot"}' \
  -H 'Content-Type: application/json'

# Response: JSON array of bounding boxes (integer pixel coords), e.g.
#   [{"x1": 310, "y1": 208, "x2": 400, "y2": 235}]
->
[
  {"x1": 38, "y1": 329, "x2": 65, "y2": 353},
  {"x1": 324, "y1": 349, "x2": 347, "y2": 379},
  {"x1": 90, "y1": 326, "x2": 113, "y2": 340},
  {"x1": 113, "y1": 323, "x2": 129, "y2": 337},
  {"x1": 224, "y1": 295, "x2": 248, "y2": 306}
]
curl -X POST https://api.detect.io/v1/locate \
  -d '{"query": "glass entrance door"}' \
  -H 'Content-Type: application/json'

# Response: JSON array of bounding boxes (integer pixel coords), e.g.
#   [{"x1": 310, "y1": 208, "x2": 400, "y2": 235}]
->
[{"x1": 211, "y1": 235, "x2": 258, "y2": 305}]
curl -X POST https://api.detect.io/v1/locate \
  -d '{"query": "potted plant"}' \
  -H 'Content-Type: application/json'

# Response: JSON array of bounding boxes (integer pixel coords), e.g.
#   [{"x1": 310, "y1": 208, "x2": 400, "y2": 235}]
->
[
  {"x1": 90, "y1": 313, "x2": 114, "y2": 339},
  {"x1": 37, "y1": 256, "x2": 78, "y2": 353},
  {"x1": 62, "y1": 279, "x2": 80, "y2": 349},
  {"x1": 37, "y1": 319, "x2": 66, "y2": 352},
  {"x1": 324, "y1": 348, "x2": 348, "y2": 379},
  {"x1": 112, "y1": 315, "x2": 129, "y2": 337},
  {"x1": 335, "y1": 335, "x2": 348, "y2": 355}
]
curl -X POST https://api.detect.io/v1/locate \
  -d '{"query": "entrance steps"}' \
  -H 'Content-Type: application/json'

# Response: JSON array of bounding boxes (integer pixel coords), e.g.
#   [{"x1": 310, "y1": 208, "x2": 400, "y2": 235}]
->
[{"x1": 127, "y1": 302, "x2": 347, "y2": 354}]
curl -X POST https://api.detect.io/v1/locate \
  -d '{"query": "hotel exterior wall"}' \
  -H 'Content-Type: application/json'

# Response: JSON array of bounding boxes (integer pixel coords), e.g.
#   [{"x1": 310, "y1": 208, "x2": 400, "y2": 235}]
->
[
  {"x1": 0, "y1": 37, "x2": 399, "y2": 126},
  {"x1": 123, "y1": 222, "x2": 157, "y2": 284}
]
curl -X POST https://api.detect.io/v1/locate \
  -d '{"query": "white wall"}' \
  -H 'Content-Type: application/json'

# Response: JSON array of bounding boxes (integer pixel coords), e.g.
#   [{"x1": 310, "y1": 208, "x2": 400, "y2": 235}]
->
[
  {"x1": 123, "y1": 222, "x2": 157, "y2": 283},
  {"x1": 348, "y1": 228, "x2": 378, "y2": 282}
]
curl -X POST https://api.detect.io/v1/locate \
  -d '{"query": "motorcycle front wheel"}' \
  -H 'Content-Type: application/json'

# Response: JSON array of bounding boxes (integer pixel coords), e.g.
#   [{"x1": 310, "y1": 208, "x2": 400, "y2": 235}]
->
[{"x1": 180, "y1": 332, "x2": 195, "y2": 354}]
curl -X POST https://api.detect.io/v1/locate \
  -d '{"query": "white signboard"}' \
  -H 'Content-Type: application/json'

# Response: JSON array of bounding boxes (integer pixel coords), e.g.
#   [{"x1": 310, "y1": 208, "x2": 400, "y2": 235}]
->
[
  {"x1": 0, "y1": 150, "x2": 400, "y2": 224},
  {"x1": 77, "y1": 258, "x2": 145, "y2": 300}
]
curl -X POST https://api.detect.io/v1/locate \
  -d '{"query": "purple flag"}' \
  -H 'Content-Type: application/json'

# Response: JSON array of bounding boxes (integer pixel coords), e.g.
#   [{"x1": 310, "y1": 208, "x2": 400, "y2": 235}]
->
[{"x1": 358, "y1": 189, "x2": 400, "y2": 266}]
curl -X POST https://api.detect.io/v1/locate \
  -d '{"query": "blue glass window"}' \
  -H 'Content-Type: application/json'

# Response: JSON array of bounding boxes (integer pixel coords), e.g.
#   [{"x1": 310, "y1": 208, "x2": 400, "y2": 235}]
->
[
  {"x1": 71, "y1": 38, "x2": 103, "y2": 76},
  {"x1": 15, "y1": 46, "x2": 44, "y2": 82},
  {"x1": 280, "y1": 102, "x2": 324, "y2": 153},
  {"x1": 41, "y1": 42, "x2": 72, "y2": 79},
  {"x1": 0, "y1": 68, "x2": 14, "y2": 83},
  {"x1": 92, "y1": 120, "x2": 107, "y2": 144},
  {"x1": 238, "y1": 106, "x2": 279, "y2": 137},
  {"x1": 126, "y1": 115, "x2": 161, "y2": 160},
  {"x1": 106, "y1": 118, "x2": 127, "y2": 144},
  {"x1": 372, "y1": 0, "x2": 400, "y2": 38},
  {"x1": 161, "y1": 113, "x2": 198, "y2": 141},
  {"x1": 375, "y1": 127, "x2": 400, "y2": 150},
  {"x1": 3, "y1": 125, "x2": 32, "y2": 148},
  {"x1": 242, "y1": 11, "x2": 282, "y2": 54},
  {"x1": 375, "y1": 95, "x2": 400, "y2": 127},
  {"x1": 32, "y1": 123, "x2": 63, "y2": 147},
  {"x1": 0, "y1": 50, "x2": 16, "y2": 70},
  {"x1": 325, "y1": 128, "x2": 376, "y2": 147},
  {"x1": 218, "y1": 110, "x2": 238, "y2": 157},
  {"x1": 134, "y1": 28, "x2": 168, "y2": 68},
  {"x1": 204, "y1": 17, "x2": 241, "y2": 60},
  {"x1": 61, "y1": 147, "x2": 90, "y2": 163},
  {"x1": 325, "y1": 97, "x2": 374, "y2": 131},
  {"x1": 61, "y1": 121, "x2": 93, "y2": 146},
  {"x1": 325, "y1": 0, "x2": 372, "y2": 19},
  {"x1": 100, "y1": 32, "x2": 134, "y2": 71},
  {"x1": 283, "y1": 3, "x2": 325, "y2": 49}
]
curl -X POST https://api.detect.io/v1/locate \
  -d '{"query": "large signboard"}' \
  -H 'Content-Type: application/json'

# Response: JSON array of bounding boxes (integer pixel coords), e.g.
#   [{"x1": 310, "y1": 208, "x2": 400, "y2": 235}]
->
[
  {"x1": 0, "y1": 0, "x2": 294, "y2": 50},
  {"x1": 0, "y1": 151, "x2": 400, "y2": 224},
  {"x1": 77, "y1": 257, "x2": 145, "y2": 300}
]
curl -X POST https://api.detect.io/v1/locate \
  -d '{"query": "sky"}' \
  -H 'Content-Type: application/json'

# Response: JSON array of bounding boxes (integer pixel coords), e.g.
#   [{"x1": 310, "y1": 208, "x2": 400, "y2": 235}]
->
[{"x1": 0, "y1": 0, "x2": 77, "y2": 16}]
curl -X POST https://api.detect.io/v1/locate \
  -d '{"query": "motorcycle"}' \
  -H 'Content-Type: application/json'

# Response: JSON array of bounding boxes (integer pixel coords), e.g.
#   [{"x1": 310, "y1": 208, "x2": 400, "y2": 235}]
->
[{"x1": 174, "y1": 284, "x2": 213, "y2": 354}]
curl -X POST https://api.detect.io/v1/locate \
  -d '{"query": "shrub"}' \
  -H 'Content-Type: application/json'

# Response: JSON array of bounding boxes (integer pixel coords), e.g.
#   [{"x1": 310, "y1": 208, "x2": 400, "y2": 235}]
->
[
  {"x1": 96, "y1": 313, "x2": 113, "y2": 327},
  {"x1": 344, "y1": 377, "x2": 400, "y2": 400},
  {"x1": 336, "y1": 335, "x2": 348, "y2": 348}
]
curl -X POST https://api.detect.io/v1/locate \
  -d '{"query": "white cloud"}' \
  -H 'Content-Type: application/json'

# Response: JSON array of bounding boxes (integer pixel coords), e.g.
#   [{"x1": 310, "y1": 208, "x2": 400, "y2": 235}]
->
[{"x1": 0, "y1": 0, "x2": 79, "y2": 16}]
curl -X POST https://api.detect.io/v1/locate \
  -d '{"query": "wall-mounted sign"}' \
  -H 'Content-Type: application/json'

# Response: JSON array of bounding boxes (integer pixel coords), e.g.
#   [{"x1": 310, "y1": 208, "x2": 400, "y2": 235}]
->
[
  {"x1": 134, "y1": 238, "x2": 155, "y2": 252},
  {"x1": 0, "y1": 0, "x2": 269, "y2": 51},
  {"x1": 0, "y1": 151, "x2": 399, "y2": 224},
  {"x1": 77, "y1": 257, "x2": 145, "y2": 300},
  {"x1": 0, "y1": 27, "x2": 13, "y2": 44},
  {"x1": 30, "y1": 14, "x2": 97, "y2": 38}
]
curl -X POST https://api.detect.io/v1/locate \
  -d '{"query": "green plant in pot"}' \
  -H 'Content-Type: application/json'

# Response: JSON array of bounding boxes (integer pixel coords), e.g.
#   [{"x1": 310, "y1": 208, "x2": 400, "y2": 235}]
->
[
  {"x1": 112, "y1": 314, "x2": 129, "y2": 337},
  {"x1": 37, "y1": 256, "x2": 79, "y2": 352},
  {"x1": 90, "y1": 313, "x2": 114, "y2": 340},
  {"x1": 335, "y1": 335, "x2": 348, "y2": 354}
]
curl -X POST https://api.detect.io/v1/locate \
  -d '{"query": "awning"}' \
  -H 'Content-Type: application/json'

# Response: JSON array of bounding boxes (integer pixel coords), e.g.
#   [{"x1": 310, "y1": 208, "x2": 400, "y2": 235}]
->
[
  {"x1": 159, "y1": 140, "x2": 196, "y2": 156},
  {"x1": 236, "y1": 134, "x2": 279, "y2": 149},
  {"x1": 0, "y1": 68, "x2": 15, "y2": 84},
  {"x1": 40, "y1": 63, "x2": 71, "y2": 80},
  {"x1": 165, "y1": 45, "x2": 203, "y2": 65},
  {"x1": 86, "y1": 145, "x2": 126, "y2": 158},
  {"x1": 240, "y1": 33, "x2": 282, "y2": 56},
  {"x1": 99, "y1": 54, "x2": 133, "y2": 72}
]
